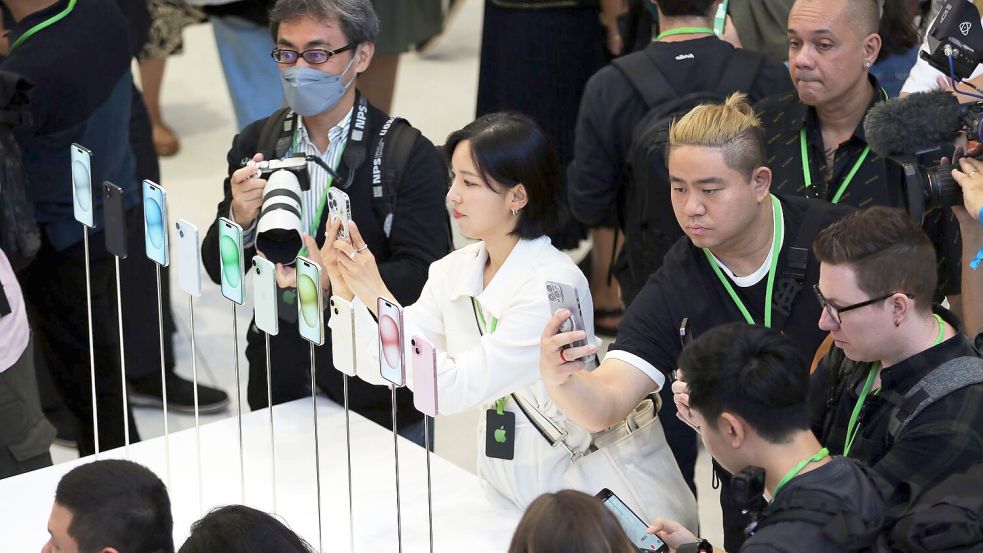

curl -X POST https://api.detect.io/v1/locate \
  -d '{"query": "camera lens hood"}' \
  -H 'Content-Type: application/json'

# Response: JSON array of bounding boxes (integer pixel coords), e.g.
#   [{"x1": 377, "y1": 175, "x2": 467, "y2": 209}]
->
[{"x1": 257, "y1": 169, "x2": 304, "y2": 265}]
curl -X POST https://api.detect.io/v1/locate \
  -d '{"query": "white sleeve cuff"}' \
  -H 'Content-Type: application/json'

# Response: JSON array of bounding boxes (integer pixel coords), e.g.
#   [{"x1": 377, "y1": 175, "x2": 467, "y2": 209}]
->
[{"x1": 603, "y1": 349, "x2": 666, "y2": 392}]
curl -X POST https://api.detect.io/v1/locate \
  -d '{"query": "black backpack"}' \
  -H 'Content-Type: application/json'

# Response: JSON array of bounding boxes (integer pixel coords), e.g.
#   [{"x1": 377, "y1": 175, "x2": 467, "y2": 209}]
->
[
  {"x1": 0, "y1": 70, "x2": 38, "y2": 272},
  {"x1": 611, "y1": 47, "x2": 763, "y2": 306}
]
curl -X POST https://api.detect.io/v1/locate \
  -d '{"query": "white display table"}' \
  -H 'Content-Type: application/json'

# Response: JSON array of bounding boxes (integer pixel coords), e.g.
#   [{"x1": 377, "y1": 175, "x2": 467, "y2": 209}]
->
[{"x1": 0, "y1": 397, "x2": 522, "y2": 552}]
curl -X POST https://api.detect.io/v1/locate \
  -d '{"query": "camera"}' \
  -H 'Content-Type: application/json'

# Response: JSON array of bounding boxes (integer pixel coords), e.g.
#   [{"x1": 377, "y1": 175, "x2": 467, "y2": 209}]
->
[
  {"x1": 244, "y1": 155, "x2": 311, "y2": 192},
  {"x1": 922, "y1": 0, "x2": 983, "y2": 81}
]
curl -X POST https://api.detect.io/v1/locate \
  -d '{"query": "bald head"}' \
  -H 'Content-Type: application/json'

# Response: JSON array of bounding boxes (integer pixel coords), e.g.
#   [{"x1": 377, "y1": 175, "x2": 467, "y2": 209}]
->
[{"x1": 791, "y1": 0, "x2": 880, "y2": 38}]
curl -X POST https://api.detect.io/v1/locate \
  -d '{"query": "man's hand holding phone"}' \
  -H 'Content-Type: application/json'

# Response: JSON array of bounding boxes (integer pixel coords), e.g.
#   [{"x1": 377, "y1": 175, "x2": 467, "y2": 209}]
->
[
  {"x1": 539, "y1": 309, "x2": 597, "y2": 389},
  {"x1": 647, "y1": 518, "x2": 699, "y2": 553},
  {"x1": 671, "y1": 368, "x2": 700, "y2": 434},
  {"x1": 230, "y1": 152, "x2": 268, "y2": 229}
]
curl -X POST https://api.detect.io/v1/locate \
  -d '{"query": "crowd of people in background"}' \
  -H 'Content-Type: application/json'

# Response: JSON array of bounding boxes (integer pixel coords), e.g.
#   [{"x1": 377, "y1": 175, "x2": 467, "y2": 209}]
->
[{"x1": 3, "y1": 0, "x2": 983, "y2": 552}]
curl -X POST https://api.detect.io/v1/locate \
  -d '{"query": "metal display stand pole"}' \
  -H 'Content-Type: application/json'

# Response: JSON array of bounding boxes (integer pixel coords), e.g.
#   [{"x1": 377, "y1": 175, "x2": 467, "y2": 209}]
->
[
  {"x1": 83, "y1": 227, "x2": 99, "y2": 456},
  {"x1": 344, "y1": 374, "x2": 355, "y2": 553},
  {"x1": 310, "y1": 343, "x2": 324, "y2": 553},
  {"x1": 155, "y1": 264, "x2": 170, "y2": 484},
  {"x1": 114, "y1": 256, "x2": 129, "y2": 456},
  {"x1": 266, "y1": 332, "x2": 277, "y2": 512},
  {"x1": 232, "y1": 303, "x2": 245, "y2": 502},
  {"x1": 391, "y1": 385, "x2": 403, "y2": 553},
  {"x1": 189, "y1": 295, "x2": 203, "y2": 513},
  {"x1": 425, "y1": 416, "x2": 434, "y2": 553}
]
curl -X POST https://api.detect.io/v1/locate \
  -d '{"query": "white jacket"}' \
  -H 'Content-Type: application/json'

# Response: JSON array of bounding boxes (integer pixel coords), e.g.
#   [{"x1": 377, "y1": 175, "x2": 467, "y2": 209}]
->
[{"x1": 345, "y1": 236, "x2": 596, "y2": 508}]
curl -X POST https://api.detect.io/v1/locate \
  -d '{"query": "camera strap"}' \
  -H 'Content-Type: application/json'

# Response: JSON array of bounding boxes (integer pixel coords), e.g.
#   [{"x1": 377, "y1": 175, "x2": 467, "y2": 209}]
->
[
  {"x1": 799, "y1": 87, "x2": 889, "y2": 203},
  {"x1": 702, "y1": 195, "x2": 784, "y2": 328}
]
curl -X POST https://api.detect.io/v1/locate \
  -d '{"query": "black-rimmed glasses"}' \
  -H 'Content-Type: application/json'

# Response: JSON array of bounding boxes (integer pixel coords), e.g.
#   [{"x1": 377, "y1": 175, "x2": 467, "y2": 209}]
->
[
  {"x1": 812, "y1": 285, "x2": 913, "y2": 325},
  {"x1": 271, "y1": 43, "x2": 356, "y2": 64}
]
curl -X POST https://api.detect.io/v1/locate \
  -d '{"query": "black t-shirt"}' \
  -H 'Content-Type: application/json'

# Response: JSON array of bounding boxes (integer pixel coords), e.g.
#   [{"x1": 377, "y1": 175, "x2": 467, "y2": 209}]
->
[
  {"x1": 754, "y1": 78, "x2": 962, "y2": 297},
  {"x1": 609, "y1": 195, "x2": 851, "y2": 381},
  {"x1": 742, "y1": 457, "x2": 887, "y2": 553},
  {"x1": 568, "y1": 36, "x2": 793, "y2": 227}
]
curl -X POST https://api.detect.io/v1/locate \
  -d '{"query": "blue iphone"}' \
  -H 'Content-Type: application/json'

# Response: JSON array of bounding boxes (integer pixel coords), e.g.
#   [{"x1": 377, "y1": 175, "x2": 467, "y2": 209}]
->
[{"x1": 142, "y1": 180, "x2": 169, "y2": 267}]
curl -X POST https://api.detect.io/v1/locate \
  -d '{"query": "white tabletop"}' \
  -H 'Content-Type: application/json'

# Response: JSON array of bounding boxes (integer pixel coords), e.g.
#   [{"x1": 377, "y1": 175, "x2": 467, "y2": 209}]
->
[{"x1": 0, "y1": 396, "x2": 522, "y2": 552}]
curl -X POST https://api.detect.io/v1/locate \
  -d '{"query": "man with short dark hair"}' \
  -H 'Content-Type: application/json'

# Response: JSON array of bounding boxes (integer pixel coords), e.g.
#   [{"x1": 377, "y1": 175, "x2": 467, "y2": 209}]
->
[
  {"x1": 42, "y1": 459, "x2": 173, "y2": 553},
  {"x1": 650, "y1": 324, "x2": 888, "y2": 553},
  {"x1": 810, "y1": 206, "x2": 983, "y2": 492}
]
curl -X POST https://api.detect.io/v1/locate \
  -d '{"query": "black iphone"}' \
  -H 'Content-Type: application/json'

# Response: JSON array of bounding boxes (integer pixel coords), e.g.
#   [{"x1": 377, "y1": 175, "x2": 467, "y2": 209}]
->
[{"x1": 103, "y1": 181, "x2": 127, "y2": 258}]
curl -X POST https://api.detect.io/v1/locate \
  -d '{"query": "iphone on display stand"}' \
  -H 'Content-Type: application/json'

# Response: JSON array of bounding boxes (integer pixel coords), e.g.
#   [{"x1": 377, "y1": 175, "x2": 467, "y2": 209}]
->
[
  {"x1": 596, "y1": 488, "x2": 668, "y2": 552},
  {"x1": 252, "y1": 255, "x2": 279, "y2": 511},
  {"x1": 411, "y1": 334, "x2": 438, "y2": 553},
  {"x1": 142, "y1": 180, "x2": 172, "y2": 483},
  {"x1": 217, "y1": 216, "x2": 246, "y2": 502},
  {"x1": 71, "y1": 144, "x2": 99, "y2": 454},
  {"x1": 103, "y1": 181, "x2": 131, "y2": 454},
  {"x1": 296, "y1": 255, "x2": 325, "y2": 552},
  {"x1": 377, "y1": 296, "x2": 406, "y2": 553},
  {"x1": 173, "y1": 218, "x2": 205, "y2": 511}
]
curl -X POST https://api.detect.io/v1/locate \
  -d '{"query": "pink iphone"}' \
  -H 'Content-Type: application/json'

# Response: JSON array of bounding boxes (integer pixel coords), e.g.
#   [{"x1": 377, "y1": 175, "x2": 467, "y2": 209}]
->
[
  {"x1": 377, "y1": 297, "x2": 406, "y2": 386},
  {"x1": 410, "y1": 335, "x2": 438, "y2": 417}
]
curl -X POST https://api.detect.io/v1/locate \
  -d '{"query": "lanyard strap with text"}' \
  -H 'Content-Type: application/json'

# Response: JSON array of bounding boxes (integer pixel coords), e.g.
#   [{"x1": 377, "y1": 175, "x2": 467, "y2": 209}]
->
[
  {"x1": 799, "y1": 88, "x2": 888, "y2": 204},
  {"x1": 8, "y1": 0, "x2": 77, "y2": 53},
  {"x1": 773, "y1": 448, "x2": 830, "y2": 498},
  {"x1": 471, "y1": 297, "x2": 506, "y2": 415},
  {"x1": 655, "y1": 26, "x2": 715, "y2": 41},
  {"x1": 843, "y1": 314, "x2": 946, "y2": 456},
  {"x1": 703, "y1": 195, "x2": 783, "y2": 328}
]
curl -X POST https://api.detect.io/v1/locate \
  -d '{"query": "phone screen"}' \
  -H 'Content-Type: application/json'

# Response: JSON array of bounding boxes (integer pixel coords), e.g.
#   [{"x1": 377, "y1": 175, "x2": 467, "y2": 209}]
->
[
  {"x1": 296, "y1": 256, "x2": 324, "y2": 345},
  {"x1": 218, "y1": 217, "x2": 245, "y2": 305},
  {"x1": 142, "y1": 180, "x2": 169, "y2": 267},
  {"x1": 174, "y1": 219, "x2": 202, "y2": 297},
  {"x1": 377, "y1": 298, "x2": 406, "y2": 386},
  {"x1": 71, "y1": 144, "x2": 94, "y2": 228},
  {"x1": 600, "y1": 491, "x2": 666, "y2": 552}
]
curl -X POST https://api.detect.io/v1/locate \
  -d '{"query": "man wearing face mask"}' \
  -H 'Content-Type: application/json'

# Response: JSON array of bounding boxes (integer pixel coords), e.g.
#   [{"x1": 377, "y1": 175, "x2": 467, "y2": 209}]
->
[{"x1": 201, "y1": 0, "x2": 450, "y2": 440}]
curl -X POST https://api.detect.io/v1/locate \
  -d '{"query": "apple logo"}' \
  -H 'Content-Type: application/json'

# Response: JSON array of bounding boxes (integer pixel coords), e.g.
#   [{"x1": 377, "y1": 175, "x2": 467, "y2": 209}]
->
[{"x1": 494, "y1": 426, "x2": 507, "y2": 444}]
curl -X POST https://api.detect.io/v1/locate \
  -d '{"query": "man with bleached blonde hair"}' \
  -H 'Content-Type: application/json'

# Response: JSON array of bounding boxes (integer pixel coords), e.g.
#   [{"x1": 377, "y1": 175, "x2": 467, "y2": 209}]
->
[{"x1": 541, "y1": 95, "x2": 853, "y2": 550}]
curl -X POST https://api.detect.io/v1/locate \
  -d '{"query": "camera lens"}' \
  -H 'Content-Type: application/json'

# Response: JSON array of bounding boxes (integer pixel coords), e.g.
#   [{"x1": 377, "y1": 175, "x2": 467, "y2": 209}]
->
[
  {"x1": 333, "y1": 308, "x2": 339, "y2": 315},
  {"x1": 179, "y1": 230, "x2": 185, "y2": 238},
  {"x1": 411, "y1": 339, "x2": 416, "y2": 346},
  {"x1": 415, "y1": 347, "x2": 420, "y2": 354}
]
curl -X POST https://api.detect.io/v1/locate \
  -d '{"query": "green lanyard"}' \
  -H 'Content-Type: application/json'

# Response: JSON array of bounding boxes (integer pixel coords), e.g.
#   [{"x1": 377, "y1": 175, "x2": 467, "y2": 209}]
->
[
  {"x1": 703, "y1": 195, "x2": 783, "y2": 328},
  {"x1": 471, "y1": 297, "x2": 506, "y2": 414},
  {"x1": 713, "y1": 0, "x2": 729, "y2": 35},
  {"x1": 8, "y1": 0, "x2": 77, "y2": 53},
  {"x1": 294, "y1": 125, "x2": 347, "y2": 256},
  {"x1": 843, "y1": 314, "x2": 946, "y2": 456},
  {"x1": 655, "y1": 26, "x2": 716, "y2": 41},
  {"x1": 799, "y1": 88, "x2": 888, "y2": 204},
  {"x1": 773, "y1": 448, "x2": 829, "y2": 498}
]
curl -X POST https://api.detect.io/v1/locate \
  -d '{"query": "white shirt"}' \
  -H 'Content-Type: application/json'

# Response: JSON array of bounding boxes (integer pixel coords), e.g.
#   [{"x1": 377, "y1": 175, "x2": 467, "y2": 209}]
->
[{"x1": 341, "y1": 237, "x2": 597, "y2": 509}]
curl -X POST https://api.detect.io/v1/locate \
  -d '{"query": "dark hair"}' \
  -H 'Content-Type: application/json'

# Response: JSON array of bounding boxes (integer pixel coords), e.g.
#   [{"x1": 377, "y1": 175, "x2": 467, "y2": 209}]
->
[
  {"x1": 679, "y1": 324, "x2": 811, "y2": 443},
  {"x1": 55, "y1": 459, "x2": 173, "y2": 553},
  {"x1": 444, "y1": 112, "x2": 566, "y2": 240},
  {"x1": 178, "y1": 505, "x2": 313, "y2": 553},
  {"x1": 270, "y1": 0, "x2": 379, "y2": 44},
  {"x1": 507, "y1": 490, "x2": 637, "y2": 553},
  {"x1": 877, "y1": 0, "x2": 919, "y2": 59},
  {"x1": 655, "y1": 0, "x2": 717, "y2": 17},
  {"x1": 813, "y1": 206, "x2": 936, "y2": 313}
]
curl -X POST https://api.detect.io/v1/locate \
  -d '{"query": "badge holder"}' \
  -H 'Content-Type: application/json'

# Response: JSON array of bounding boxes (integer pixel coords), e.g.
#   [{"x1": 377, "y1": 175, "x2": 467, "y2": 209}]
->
[{"x1": 70, "y1": 144, "x2": 99, "y2": 456}]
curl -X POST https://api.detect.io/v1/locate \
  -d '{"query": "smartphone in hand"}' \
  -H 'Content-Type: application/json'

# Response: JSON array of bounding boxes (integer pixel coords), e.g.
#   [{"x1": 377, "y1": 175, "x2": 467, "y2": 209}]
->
[
  {"x1": 546, "y1": 281, "x2": 588, "y2": 349},
  {"x1": 327, "y1": 188, "x2": 352, "y2": 242},
  {"x1": 377, "y1": 298, "x2": 406, "y2": 387},
  {"x1": 596, "y1": 488, "x2": 668, "y2": 552}
]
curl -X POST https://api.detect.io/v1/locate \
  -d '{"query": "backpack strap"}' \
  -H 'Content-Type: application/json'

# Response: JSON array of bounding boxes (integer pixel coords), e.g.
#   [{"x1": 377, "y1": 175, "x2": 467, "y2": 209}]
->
[
  {"x1": 611, "y1": 49, "x2": 679, "y2": 108},
  {"x1": 372, "y1": 117, "x2": 420, "y2": 239},
  {"x1": 256, "y1": 106, "x2": 296, "y2": 161},
  {"x1": 773, "y1": 198, "x2": 824, "y2": 323},
  {"x1": 884, "y1": 355, "x2": 983, "y2": 440},
  {"x1": 715, "y1": 47, "x2": 765, "y2": 96}
]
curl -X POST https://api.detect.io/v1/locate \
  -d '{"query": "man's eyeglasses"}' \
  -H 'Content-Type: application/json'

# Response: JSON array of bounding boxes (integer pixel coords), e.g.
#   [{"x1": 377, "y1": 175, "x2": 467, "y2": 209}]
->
[
  {"x1": 271, "y1": 43, "x2": 356, "y2": 65},
  {"x1": 812, "y1": 285, "x2": 913, "y2": 325}
]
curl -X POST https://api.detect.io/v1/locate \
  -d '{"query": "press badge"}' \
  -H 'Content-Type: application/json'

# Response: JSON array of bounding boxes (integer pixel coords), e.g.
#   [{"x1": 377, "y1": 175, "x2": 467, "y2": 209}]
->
[{"x1": 485, "y1": 409, "x2": 515, "y2": 460}]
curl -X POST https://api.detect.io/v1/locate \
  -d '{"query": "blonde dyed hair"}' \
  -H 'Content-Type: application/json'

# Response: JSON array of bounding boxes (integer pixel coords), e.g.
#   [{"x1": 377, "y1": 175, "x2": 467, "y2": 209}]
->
[{"x1": 667, "y1": 93, "x2": 766, "y2": 178}]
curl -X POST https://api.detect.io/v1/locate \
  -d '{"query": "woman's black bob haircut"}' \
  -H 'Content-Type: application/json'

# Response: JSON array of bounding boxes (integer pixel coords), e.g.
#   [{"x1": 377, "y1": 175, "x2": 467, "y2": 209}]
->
[{"x1": 444, "y1": 112, "x2": 567, "y2": 240}]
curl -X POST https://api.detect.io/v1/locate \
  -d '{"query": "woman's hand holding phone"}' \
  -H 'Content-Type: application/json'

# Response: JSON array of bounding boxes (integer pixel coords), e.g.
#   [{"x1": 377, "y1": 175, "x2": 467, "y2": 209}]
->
[
  {"x1": 319, "y1": 218, "x2": 351, "y2": 300},
  {"x1": 334, "y1": 221, "x2": 393, "y2": 315}
]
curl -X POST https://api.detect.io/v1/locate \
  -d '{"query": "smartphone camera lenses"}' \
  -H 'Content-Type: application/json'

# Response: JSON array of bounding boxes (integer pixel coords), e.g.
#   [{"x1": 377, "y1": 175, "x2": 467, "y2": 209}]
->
[
  {"x1": 415, "y1": 347, "x2": 420, "y2": 354},
  {"x1": 411, "y1": 338, "x2": 416, "y2": 346},
  {"x1": 179, "y1": 230, "x2": 185, "y2": 238}
]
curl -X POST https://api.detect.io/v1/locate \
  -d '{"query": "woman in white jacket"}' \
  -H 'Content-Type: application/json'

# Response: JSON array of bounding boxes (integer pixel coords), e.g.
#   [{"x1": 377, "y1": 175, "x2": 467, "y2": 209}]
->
[{"x1": 318, "y1": 113, "x2": 599, "y2": 509}]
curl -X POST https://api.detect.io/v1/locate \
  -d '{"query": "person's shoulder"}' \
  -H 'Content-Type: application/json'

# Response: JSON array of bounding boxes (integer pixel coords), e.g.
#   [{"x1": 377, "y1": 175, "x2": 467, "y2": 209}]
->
[
  {"x1": 778, "y1": 195, "x2": 853, "y2": 232},
  {"x1": 432, "y1": 241, "x2": 482, "y2": 271},
  {"x1": 528, "y1": 239, "x2": 587, "y2": 284},
  {"x1": 753, "y1": 90, "x2": 801, "y2": 120}
]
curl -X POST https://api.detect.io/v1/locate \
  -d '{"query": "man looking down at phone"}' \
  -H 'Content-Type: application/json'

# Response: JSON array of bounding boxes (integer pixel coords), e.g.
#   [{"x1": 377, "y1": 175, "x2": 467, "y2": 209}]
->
[
  {"x1": 540, "y1": 94, "x2": 852, "y2": 550},
  {"x1": 649, "y1": 324, "x2": 888, "y2": 553},
  {"x1": 315, "y1": 113, "x2": 601, "y2": 509},
  {"x1": 200, "y1": 0, "x2": 450, "y2": 439},
  {"x1": 808, "y1": 206, "x2": 983, "y2": 493}
]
